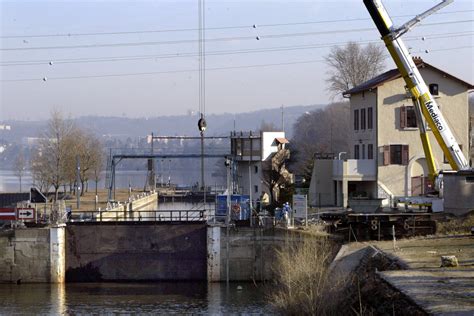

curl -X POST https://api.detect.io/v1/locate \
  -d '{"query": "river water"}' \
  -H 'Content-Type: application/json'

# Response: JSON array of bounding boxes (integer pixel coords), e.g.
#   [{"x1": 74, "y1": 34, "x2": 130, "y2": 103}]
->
[
  {"x1": 0, "y1": 169, "x2": 156, "y2": 193},
  {"x1": 0, "y1": 169, "x2": 225, "y2": 194},
  {"x1": 0, "y1": 282, "x2": 274, "y2": 315}
]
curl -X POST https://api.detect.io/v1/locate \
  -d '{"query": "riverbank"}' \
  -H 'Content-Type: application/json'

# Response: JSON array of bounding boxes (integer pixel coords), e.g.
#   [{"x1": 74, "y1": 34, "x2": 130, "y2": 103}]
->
[{"x1": 331, "y1": 235, "x2": 474, "y2": 315}]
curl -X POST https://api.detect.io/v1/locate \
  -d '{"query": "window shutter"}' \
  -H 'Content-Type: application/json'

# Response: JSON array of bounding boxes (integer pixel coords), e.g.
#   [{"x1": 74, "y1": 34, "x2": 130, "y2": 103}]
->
[
  {"x1": 383, "y1": 145, "x2": 390, "y2": 165},
  {"x1": 400, "y1": 106, "x2": 406, "y2": 129},
  {"x1": 402, "y1": 145, "x2": 409, "y2": 165},
  {"x1": 368, "y1": 107, "x2": 373, "y2": 129}
]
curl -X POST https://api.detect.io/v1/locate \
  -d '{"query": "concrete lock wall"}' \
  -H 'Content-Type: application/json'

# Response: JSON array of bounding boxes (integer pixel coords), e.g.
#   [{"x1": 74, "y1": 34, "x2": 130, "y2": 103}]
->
[
  {"x1": 65, "y1": 223, "x2": 207, "y2": 281},
  {"x1": 207, "y1": 226, "x2": 306, "y2": 282},
  {"x1": 0, "y1": 227, "x2": 66, "y2": 283},
  {"x1": 100, "y1": 192, "x2": 157, "y2": 221}
]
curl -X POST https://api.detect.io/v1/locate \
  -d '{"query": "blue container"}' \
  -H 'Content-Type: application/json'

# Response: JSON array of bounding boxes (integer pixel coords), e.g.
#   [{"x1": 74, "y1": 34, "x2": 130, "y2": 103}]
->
[
  {"x1": 215, "y1": 194, "x2": 250, "y2": 220},
  {"x1": 216, "y1": 195, "x2": 228, "y2": 217}
]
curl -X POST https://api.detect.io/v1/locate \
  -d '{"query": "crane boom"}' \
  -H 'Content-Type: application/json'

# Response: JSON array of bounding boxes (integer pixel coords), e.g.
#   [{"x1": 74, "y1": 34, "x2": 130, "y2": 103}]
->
[{"x1": 363, "y1": 0, "x2": 470, "y2": 171}]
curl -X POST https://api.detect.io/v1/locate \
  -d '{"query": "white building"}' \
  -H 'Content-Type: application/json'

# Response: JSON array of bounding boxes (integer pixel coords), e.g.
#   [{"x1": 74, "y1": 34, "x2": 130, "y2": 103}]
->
[
  {"x1": 309, "y1": 59, "x2": 473, "y2": 210},
  {"x1": 231, "y1": 131, "x2": 292, "y2": 205}
]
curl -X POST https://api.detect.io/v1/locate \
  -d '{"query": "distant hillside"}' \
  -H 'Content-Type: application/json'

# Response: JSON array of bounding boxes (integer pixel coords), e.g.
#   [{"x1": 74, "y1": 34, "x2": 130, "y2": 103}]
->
[{"x1": 2, "y1": 104, "x2": 324, "y2": 141}]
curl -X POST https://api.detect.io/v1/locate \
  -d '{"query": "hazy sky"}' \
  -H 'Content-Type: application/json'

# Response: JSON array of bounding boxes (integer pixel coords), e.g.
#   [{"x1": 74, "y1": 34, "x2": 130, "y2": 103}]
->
[{"x1": 1, "y1": 0, "x2": 473, "y2": 120}]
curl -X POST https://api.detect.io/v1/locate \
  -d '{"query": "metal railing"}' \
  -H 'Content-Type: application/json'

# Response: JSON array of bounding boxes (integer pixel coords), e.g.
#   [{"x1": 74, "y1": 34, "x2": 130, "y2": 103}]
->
[{"x1": 70, "y1": 209, "x2": 209, "y2": 223}]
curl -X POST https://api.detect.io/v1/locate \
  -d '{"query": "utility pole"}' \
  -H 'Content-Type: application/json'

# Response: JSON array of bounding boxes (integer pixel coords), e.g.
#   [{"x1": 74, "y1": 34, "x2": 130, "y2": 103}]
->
[
  {"x1": 76, "y1": 155, "x2": 81, "y2": 209},
  {"x1": 281, "y1": 105, "x2": 284, "y2": 132},
  {"x1": 168, "y1": 159, "x2": 171, "y2": 186},
  {"x1": 150, "y1": 132, "x2": 155, "y2": 190},
  {"x1": 225, "y1": 156, "x2": 232, "y2": 286},
  {"x1": 148, "y1": 132, "x2": 156, "y2": 191},
  {"x1": 248, "y1": 132, "x2": 253, "y2": 225},
  {"x1": 160, "y1": 159, "x2": 164, "y2": 187}
]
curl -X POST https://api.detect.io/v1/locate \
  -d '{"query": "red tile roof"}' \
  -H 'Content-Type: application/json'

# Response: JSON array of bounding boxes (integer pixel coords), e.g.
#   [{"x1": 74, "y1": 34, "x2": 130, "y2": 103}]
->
[{"x1": 275, "y1": 137, "x2": 289, "y2": 144}]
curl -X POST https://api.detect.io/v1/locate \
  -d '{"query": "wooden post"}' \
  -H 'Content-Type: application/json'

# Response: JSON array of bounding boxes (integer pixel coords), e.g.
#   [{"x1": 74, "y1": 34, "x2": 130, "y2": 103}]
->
[
  {"x1": 378, "y1": 220, "x2": 381, "y2": 241},
  {"x1": 392, "y1": 225, "x2": 396, "y2": 251}
]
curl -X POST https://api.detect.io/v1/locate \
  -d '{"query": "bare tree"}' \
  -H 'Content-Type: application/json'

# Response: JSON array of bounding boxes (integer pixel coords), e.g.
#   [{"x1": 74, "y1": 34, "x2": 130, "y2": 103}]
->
[
  {"x1": 74, "y1": 131, "x2": 103, "y2": 196},
  {"x1": 33, "y1": 110, "x2": 76, "y2": 200},
  {"x1": 30, "y1": 150, "x2": 51, "y2": 194},
  {"x1": 62, "y1": 130, "x2": 80, "y2": 194},
  {"x1": 13, "y1": 151, "x2": 26, "y2": 192},
  {"x1": 325, "y1": 42, "x2": 385, "y2": 98},
  {"x1": 30, "y1": 112, "x2": 105, "y2": 200},
  {"x1": 290, "y1": 102, "x2": 350, "y2": 178},
  {"x1": 259, "y1": 120, "x2": 279, "y2": 132},
  {"x1": 91, "y1": 144, "x2": 105, "y2": 197}
]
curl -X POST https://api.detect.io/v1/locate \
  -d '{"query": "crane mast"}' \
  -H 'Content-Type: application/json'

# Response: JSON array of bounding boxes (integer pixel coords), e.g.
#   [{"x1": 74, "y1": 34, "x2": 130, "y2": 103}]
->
[{"x1": 363, "y1": 0, "x2": 470, "y2": 173}]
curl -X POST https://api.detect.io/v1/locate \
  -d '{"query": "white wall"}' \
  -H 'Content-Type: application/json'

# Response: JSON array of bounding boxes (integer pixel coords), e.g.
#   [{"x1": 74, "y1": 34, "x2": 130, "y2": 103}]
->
[{"x1": 261, "y1": 131, "x2": 285, "y2": 161}]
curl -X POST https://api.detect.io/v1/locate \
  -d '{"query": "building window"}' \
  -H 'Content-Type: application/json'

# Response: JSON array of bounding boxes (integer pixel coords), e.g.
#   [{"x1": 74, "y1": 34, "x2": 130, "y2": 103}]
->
[
  {"x1": 367, "y1": 107, "x2": 373, "y2": 129},
  {"x1": 444, "y1": 145, "x2": 462, "y2": 164},
  {"x1": 354, "y1": 109, "x2": 359, "y2": 131},
  {"x1": 354, "y1": 144, "x2": 360, "y2": 159},
  {"x1": 368, "y1": 144, "x2": 373, "y2": 159},
  {"x1": 362, "y1": 144, "x2": 366, "y2": 159},
  {"x1": 429, "y1": 83, "x2": 439, "y2": 96},
  {"x1": 254, "y1": 165, "x2": 258, "y2": 174},
  {"x1": 400, "y1": 106, "x2": 418, "y2": 129},
  {"x1": 383, "y1": 145, "x2": 409, "y2": 165},
  {"x1": 254, "y1": 185, "x2": 259, "y2": 193},
  {"x1": 361, "y1": 108, "x2": 366, "y2": 130}
]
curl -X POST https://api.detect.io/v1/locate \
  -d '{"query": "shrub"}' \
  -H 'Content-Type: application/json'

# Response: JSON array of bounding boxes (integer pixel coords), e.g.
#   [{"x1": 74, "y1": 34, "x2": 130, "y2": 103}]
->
[
  {"x1": 269, "y1": 238, "x2": 347, "y2": 315},
  {"x1": 436, "y1": 213, "x2": 474, "y2": 235}
]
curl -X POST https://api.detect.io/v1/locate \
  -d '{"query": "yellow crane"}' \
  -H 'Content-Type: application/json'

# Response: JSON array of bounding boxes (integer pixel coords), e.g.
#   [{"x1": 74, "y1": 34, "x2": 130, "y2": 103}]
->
[{"x1": 363, "y1": 0, "x2": 470, "y2": 185}]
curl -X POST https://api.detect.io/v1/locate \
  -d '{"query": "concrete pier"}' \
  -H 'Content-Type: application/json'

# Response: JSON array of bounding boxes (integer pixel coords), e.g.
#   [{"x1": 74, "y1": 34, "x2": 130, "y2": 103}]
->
[
  {"x1": 50, "y1": 225, "x2": 66, "y2": 283},
  {"x1": 207, "y1": 226, "x2": 221, "y2": 282},
  {"x1": 0, "y1": 226, "x2": 66, "y2": 283}
]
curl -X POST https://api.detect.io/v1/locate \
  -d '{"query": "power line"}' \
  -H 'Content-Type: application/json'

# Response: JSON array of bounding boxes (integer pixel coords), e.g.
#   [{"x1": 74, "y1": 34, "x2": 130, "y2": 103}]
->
[
  {"x1": 2, "y1": 31, "x2": 472, "y2": 67},
  {"x1": 1, "y1": 10, "x2": 472, "y2": 39},
  {"x1": 1, "y1": 20, "x2": 471, "y2": 52},
  {"x1": 2, "y1": 45, "x2": 471, "y2": 83},
  {"x1": 2, "y1": 59, "x2": 326, "y2": 82},
  {"x1": 412, "y1": 45, "x2": 474, "y2": 54}
]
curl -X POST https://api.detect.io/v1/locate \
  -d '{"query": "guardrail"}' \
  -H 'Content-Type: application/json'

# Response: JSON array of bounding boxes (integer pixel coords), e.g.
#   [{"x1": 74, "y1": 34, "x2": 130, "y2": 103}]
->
[{"x1": 71, "y1": 209, "x2": 208, "y2": 222}]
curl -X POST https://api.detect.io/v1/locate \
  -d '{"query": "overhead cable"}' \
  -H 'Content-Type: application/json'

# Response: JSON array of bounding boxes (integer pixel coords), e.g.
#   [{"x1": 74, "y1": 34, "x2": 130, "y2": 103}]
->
[
  {"x1": 1, "y1": 10, "x2": 471, "y2": 39},
  {"x1": 2, "y1": 45, "x2": 472, "y2": 83},
  {"x1": 1, "y1": 31, "x2": 472, "y2": 66},
  {"x1": 1, "y1": 20, "x2": 471, "y2": 51}
]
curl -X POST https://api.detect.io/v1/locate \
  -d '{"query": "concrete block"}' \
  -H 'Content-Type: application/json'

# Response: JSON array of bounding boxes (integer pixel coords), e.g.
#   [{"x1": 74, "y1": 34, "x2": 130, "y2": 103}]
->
[
  {"x1": 15, "y1": 228, "x2": 49, "y2": 241},
  {"x1": 0, "y1": 246, "x2": 15, "y2": 262},
  {"x1": 440, "y1": 255, "x2": 459, "y2": 267}
]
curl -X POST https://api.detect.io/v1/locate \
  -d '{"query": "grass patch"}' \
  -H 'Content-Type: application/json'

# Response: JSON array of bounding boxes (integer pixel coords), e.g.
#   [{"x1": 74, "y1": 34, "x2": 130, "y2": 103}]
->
[
  {"x1": 269, "y1": 237, "x2": 347, "y2": 315},
  {"x1": 436, "y1": 212, "x2": 474, "y2": 235}
]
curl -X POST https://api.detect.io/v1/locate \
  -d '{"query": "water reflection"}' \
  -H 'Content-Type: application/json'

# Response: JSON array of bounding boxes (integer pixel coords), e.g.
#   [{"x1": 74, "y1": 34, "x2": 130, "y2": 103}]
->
[
  {"x1": 0, "y1": 282, "x2": 273, "y2": 314},
  {"x1": 50, "y1": 282, "x2": 66, "y2": 315}
]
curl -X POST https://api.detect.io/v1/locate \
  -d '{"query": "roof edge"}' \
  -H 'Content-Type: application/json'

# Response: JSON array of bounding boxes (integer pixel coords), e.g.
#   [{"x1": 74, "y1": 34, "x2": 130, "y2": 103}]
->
[{"x1": 343, "y1": 59, "x2": 474, "y2": 97}]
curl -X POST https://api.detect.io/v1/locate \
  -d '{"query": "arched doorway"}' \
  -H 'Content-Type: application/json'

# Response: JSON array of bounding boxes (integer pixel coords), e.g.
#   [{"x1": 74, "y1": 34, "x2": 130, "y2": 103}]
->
[{"x1": 410, "y1": 158, "x2": 434, "y2": 196}]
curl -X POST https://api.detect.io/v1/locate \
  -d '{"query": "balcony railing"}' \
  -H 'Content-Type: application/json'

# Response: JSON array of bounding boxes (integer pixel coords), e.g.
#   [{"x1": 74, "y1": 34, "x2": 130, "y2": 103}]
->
[{"x1": 332, "y1": 159, "x2": 376, "y2": 180}]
